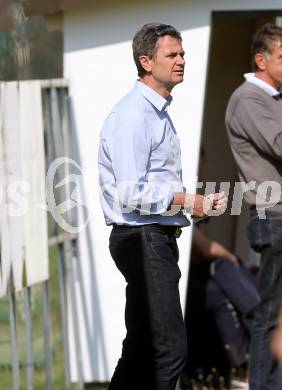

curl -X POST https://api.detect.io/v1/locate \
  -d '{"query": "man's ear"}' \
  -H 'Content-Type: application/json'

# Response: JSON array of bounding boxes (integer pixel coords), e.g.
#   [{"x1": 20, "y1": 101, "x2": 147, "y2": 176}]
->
[
  {"x1": 139, "y1": 56, "x2": 152, "y2": 73},
  {"x1": 255, "y1": 52, "x2": 267, "y2": 71}
]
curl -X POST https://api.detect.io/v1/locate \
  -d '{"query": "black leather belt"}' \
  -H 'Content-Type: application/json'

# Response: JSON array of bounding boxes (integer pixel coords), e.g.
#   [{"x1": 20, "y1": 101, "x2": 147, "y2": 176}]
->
[{"x1": 112, "y1": 224, "x2": 182, "y2": 239}]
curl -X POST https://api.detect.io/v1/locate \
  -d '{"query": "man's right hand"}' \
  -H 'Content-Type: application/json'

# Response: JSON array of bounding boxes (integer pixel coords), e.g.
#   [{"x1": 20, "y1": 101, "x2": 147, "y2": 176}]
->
[{"x1": 185, "y1": 192, "x2": 227, "y2": 218}]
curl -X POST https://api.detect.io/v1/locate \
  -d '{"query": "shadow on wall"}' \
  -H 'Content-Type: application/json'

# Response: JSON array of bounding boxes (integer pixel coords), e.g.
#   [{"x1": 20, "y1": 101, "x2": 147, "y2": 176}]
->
[
  {"x1": 63, "y1": 3, "x2": 282, "y2": 53},
  {"x1": 63, "y1": 0, "x2": 211, "y2": 53}
]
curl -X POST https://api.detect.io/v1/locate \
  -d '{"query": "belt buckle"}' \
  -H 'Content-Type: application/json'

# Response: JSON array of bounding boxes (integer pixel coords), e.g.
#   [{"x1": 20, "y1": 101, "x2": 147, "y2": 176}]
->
[{"x1": 174, "y1": 227, "x2": 182, "y2": 239}]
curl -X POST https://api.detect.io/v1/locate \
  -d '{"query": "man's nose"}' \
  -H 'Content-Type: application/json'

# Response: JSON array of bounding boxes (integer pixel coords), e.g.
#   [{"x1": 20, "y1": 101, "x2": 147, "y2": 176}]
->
[{"x1": 177, "y1": 55, "x2": 185, "y2": 66}]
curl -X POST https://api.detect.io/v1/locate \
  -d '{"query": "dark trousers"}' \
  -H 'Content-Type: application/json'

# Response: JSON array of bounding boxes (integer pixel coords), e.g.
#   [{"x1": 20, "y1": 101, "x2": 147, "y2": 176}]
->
[
  {"x1": 247, "y1": 209, "x2": 282, "y2": 390},
  {"x1": 108, "y1": 224, "x2": 186, "y2": 390}
]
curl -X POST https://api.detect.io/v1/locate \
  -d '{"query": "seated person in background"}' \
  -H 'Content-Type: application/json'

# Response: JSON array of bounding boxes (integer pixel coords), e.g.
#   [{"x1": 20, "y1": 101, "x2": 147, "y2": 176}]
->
[
  {"x1": 191, "y1": 219, "x2": 237, "y2": 264},
  {"x1": 272, "y1": 309, "x2": 282, "y2": 362},
  {"x1": 180, "y1": 219, "x2": 259, "y2": 390}
]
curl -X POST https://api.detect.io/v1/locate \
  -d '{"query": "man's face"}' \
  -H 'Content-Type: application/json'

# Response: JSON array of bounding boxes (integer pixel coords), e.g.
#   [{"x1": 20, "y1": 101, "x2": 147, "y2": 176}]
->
[
  {"x1": 149, "y1": 35, "x2": 185, "y2": 90},
  {"x1": 256, "y1": 40, "x2": 282, "y2": 88}
]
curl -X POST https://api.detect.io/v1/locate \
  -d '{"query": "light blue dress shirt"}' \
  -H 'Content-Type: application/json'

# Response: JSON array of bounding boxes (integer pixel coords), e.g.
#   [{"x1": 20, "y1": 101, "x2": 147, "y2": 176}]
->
[{"x1": 98, "y1": 81, "x2": 190, "y2": 226}]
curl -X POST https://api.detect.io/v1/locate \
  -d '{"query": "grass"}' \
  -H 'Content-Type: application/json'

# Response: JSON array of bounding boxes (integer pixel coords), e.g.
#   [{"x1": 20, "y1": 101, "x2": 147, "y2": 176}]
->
[{"x1": 0, "y1": 244, "x2": 82, "y2": 389}]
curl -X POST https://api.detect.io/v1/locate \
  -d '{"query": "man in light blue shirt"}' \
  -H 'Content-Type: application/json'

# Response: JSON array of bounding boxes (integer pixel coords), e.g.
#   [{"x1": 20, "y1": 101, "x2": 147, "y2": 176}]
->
[
  {"x1": 99, "y1": 80, "x2": 189, "y2": 226},
  {"x1": 99, "y1": 23, "x2": 226, "y2": 390}
]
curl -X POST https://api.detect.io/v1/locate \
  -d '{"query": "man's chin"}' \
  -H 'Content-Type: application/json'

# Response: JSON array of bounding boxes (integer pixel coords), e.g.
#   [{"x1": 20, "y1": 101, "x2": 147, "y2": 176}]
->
[
  {"x1": 174, "y1": 77, "x2": 184, "y2": 85},
  {"x1": 165, "y1": 78, "x2": 184, "y2": 90}
]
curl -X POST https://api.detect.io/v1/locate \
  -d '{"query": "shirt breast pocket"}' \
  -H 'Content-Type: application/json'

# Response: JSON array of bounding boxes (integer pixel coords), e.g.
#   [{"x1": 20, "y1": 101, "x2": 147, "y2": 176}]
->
[{"x1": 151, "y1": 123, "x2": 181, "y2": 169}]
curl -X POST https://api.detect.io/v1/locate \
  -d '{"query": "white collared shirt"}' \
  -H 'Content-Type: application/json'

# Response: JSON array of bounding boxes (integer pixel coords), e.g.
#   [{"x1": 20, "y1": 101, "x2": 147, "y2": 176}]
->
[{"x1": 244, "y1": 72, "x2": 281, "y2": 97}]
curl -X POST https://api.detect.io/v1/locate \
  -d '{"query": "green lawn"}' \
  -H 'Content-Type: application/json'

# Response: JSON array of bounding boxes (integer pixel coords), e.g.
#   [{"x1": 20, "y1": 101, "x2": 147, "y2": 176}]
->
[{"x1": 0, "y1": 245, "x2": 74, "y2": 389}]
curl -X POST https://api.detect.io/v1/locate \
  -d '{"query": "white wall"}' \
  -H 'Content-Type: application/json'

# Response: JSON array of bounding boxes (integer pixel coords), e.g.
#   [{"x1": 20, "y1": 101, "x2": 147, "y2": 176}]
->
[{"x1": 63, "y1": 0, "x2": 282, "y2": 382}]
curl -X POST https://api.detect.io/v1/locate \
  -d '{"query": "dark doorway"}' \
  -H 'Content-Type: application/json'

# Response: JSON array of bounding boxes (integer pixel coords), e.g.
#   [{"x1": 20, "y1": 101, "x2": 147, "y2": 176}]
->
[{"x1": 200, "y1": 11, "x2": 282, "y2": 260}]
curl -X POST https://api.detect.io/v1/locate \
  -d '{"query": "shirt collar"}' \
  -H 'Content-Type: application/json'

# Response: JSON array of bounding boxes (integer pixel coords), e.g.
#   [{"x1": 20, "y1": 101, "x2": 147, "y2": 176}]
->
[
  {"x1": 244, "y1": 73, "x2": 281, "y2": 97},
  {"x1": 135, "y1": 81, "x2": 173, "y2": 111}
]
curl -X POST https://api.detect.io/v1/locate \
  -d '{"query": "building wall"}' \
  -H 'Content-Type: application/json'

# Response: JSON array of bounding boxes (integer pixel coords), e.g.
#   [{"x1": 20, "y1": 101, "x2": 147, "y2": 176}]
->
[{"x1": 63, "y1": 0, "x2": 282, "y2": 382}]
